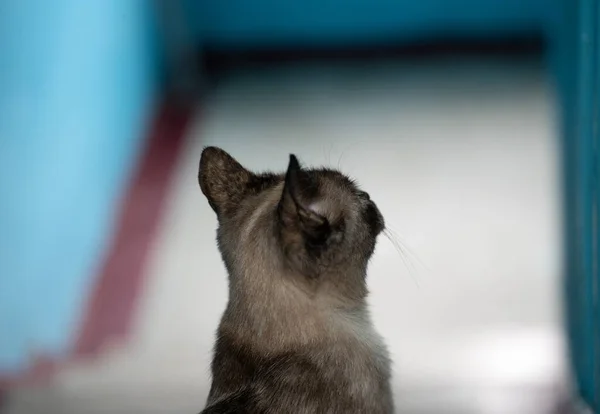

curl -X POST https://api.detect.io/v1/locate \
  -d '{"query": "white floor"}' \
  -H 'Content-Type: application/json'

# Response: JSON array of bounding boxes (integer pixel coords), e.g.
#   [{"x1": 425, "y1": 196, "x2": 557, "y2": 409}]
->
[{"x1": 5, "y1": 58, "x2": 567, "y2": 413}]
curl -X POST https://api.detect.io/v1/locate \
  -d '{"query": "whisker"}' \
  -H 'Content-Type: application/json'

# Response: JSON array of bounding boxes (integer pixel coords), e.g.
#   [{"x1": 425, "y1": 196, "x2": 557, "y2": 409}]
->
[
  {"x1": 385, "y1": 225, "x2": 429, "y2": 271},
  {"x1": 322, "y1": 145, "x2": 332, "y2": 166},
  {"x1": 326, "y1": 142, "x2": 334, "y2": 165},
  {"x1": 336, "y1": 150, "x2": 345, "y2": 170},
  {"x1": 382, "y1": 227, "x2": 426, "y2": 287},
  {"x1": 333, "y1": 142, "x2": 356, "y2": 171},
  {"x1": 383, "y1": 230, "x2": 418, "y2": 282}
]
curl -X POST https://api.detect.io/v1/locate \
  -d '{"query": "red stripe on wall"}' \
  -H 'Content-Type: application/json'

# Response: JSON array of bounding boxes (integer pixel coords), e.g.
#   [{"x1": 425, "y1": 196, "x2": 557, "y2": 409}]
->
[
  {"x1": 75, "y1": 102, "x2": 192, "y2": 357},
  {"x1": 0, "y1": 102, "x2": 192, "y2": 396}
]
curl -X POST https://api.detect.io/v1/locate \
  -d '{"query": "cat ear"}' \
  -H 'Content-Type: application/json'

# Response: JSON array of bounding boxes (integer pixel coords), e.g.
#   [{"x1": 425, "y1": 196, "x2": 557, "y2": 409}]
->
[
  {"x1": 199, "y1": 146, "x2": 251, "y2": 215},
  {"x1": 279, "y1": 155, "x2": 331, "y2": 243}
]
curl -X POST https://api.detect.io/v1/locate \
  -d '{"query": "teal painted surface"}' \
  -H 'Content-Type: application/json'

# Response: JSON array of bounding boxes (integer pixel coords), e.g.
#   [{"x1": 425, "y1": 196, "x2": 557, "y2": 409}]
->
[
  {"x1": 560, "y1": 0, "x2": 600, "y2": 410},
  {"x1": 0, "y1": 1, "x2": 158, "y2": 373},
  {"x1": 190, "y1": 0, "x2": 557, "y2": 47}
]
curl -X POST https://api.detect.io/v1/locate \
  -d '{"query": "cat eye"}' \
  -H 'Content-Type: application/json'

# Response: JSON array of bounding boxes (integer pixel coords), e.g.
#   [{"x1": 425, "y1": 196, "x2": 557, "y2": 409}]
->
[{"x1": 357, "y1": 191, "x2": 371, "y2": 201}]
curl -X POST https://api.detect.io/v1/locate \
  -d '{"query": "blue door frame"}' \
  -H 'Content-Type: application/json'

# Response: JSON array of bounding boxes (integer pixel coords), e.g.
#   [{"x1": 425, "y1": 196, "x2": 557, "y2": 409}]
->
[{"x1": 561, "y1": 0, "x2": 600, "y2": 410}]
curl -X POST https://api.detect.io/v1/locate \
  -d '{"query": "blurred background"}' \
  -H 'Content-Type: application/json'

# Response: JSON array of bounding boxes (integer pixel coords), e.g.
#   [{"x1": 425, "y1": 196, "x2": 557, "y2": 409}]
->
[{"x1": 0, "y1": 0, "x2": 597, "y2": 413}]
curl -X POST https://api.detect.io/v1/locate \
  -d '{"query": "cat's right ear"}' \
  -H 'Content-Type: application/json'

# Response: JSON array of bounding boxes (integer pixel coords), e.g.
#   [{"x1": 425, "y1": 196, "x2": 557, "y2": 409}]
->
[
  {"x1": 278, "y1": 155, "x2": 330, "y2": 244},
  {"x1": 199, "y1": 147, "x2": 251, "y2": 216}
]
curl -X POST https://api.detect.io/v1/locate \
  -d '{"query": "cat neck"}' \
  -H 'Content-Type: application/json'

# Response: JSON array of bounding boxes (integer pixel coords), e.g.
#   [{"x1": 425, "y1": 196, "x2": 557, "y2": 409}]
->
[{"x1": 221, "y1": 264, "x2": 371, "y2": 352}]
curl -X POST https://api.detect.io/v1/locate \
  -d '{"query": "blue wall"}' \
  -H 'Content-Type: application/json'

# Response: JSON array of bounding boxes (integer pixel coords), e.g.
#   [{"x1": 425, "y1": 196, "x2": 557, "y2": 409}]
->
[
  {"x1": 0, "y1": 0, "x2": 159, "y2": 373},
  {"x1": 191, "y1": 0, "x2": 557, "y2": 48}
]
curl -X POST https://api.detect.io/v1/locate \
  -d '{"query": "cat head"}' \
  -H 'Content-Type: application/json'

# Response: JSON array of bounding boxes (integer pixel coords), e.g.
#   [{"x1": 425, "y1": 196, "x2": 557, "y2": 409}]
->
[{"x1": 199, "y1": 147, "x2": 384, "y2": 296}]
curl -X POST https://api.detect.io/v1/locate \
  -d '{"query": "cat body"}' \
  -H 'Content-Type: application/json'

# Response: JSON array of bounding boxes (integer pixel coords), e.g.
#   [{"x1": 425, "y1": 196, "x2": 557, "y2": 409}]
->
[{"x1": 198, "y1": 147, "x2": 393, "y2": 414}]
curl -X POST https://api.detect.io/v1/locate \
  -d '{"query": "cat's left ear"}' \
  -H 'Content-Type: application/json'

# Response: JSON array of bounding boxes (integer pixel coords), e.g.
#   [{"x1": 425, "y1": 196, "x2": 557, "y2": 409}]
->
[
  {"x1": 199, "y1": 146, "x2": 251, "y2": 216},
  {"x1": 278, "y1": 155, "x2": 330, "y2": 243}
]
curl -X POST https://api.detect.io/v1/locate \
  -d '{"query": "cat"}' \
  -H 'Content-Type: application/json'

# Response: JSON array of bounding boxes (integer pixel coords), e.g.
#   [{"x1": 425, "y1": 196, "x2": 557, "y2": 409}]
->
[{"x1": 198, "y1": 147, "x2": 393, "y2": 414}]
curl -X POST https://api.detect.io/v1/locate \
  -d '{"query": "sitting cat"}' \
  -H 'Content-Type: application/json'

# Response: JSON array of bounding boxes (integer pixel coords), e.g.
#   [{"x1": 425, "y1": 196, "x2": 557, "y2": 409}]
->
[{"x1": 198, "y1": 147, "x2": 393, "y2": 414}]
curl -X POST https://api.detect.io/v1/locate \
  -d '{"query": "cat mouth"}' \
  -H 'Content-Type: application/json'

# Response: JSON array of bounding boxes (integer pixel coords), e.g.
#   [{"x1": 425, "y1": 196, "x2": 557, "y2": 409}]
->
[{"x1": 364, "y1": 201, "x2": 385, "y2": 236}]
